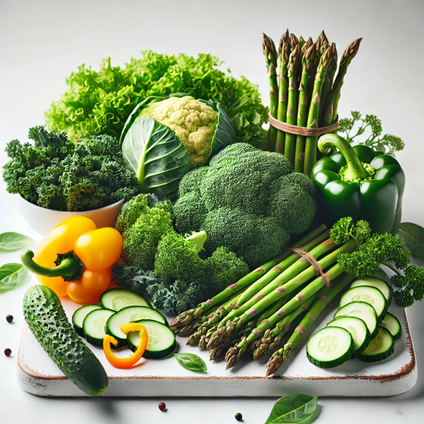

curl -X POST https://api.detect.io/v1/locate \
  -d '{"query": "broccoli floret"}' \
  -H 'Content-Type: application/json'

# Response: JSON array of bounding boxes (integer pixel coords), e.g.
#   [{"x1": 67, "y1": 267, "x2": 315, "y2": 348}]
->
[
  {"x1": 268, "y1": 178, "x2": 317, "y2": 234},
  {"x1": 204, "y1": 247, "x2": 250, "y2": 293},
  {"x1": 121, "y1": 204, "x2": 174, "y2": 270},
  {"x1": 178, "y1": 166, "x2": 209, "y2": 197},
  {"x1": 172, "y1": 191, "x2": 208, "y2": 234},
  {"x1": 174, "y1": 143, "x2": 314, "y2": 269},
  {"x1": 154, "y1": 230, "x2": 208, "y2": 284}
]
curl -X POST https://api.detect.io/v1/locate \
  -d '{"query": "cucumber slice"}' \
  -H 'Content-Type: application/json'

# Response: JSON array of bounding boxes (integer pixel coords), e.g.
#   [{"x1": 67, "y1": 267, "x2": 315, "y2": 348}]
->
[
  {"x1": 100, "y1": 288, "x2": 150, "y2": 311},
  {"x1": 356, "y1": 327, "x2": 394, "y2": 363},
  {"x1": 334, "y1": 301, "x2": 379, "y2": 338},
  {"x1": 327, "y1": 316, "x2": 371, "y2": 354},
  {"x1": 72, "y1": 304, "x2": 102, "y2": 337},
  {"x1": 106, "y1": 306, "x2": 168, "y2": 345},
  {"x1": 306, "y1": 326, "x2": 354, "y2": 368},
  {"x1": 350, "y1": 277, "x2": 393, "y2": 305},
  {"x1": 381, "y1": 312, "x2": 402, "y2": 340},
  {"x1": 339, "y1": 286, "x2": 388, "y2": 319},
  {"x1": 83, "y1": 308, "x2": 115, "y2": 346},
  {"x1": 127, "y1": 320, "x2": 176, "y2": 359}
]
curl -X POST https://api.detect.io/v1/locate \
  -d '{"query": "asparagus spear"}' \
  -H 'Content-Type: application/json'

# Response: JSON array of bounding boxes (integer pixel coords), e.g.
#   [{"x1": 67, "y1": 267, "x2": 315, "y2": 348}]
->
[
  {"x1": 275, "y1": 30, "x2": 290, "y2": 154},
  {"x1": 320, "y1": 42, "x2": 338, "y2": 127},
  {"x1": 283, "y1": 44, "x2": 302, "y2": 166},
  {"x1": 293, "y1": 43, "x2": 317, "y2": 172},
  {"x1": 206, "y1": 240, "x2": 357, "y2": 352},
  {"x1": 303, "y1": 45, "x2": 335, "y2": 176},
  {"x1": 330, "y1": 38, "x2": 362, "y2": 123},
  {"x1": 266, "y1": 272, "x2": 355, "y2": 377},
  {"x1": 263, "y1": 33, "x2": 279, "y2": 152},
  {"x1": 251, "y1": 294, "x2": 317, "y2": 360},
  {"x1": 224, "y1": 262, "x2": 351, "y2": 369}
]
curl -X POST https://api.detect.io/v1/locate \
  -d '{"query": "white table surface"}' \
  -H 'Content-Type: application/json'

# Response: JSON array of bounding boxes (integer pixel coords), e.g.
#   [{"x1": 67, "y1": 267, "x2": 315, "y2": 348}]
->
[{"x1": 1, "y1": 0, "x2": 424, "y2": 423}]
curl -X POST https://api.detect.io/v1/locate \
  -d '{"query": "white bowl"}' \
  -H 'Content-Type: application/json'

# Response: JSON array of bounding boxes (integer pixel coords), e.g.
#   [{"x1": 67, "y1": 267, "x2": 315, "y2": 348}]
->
[{"x1": 15, "y1": 195, "x2": 125, "y2": 237}]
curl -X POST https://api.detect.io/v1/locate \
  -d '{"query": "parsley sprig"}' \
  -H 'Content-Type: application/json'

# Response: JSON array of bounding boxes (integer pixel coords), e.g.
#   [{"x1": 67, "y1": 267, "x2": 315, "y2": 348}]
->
[{"x1": 338, "y1": 111, "x2": 405, "y2": 155}]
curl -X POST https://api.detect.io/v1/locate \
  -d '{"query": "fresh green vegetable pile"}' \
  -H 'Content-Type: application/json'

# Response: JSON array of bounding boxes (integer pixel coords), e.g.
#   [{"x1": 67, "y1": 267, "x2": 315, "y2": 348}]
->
[
  {"x1": 120, "y1": 95, "x2": 238, "y2": 199},
  {"x1": 263, "y1": 30, "x2": 361, "y2": 174},
  {"x1": 173, "y1": 142, "x2": 318, "y2": 268},
  {"x1": 45, "y1": 51, "x2": 268, "y2": 148},
  {"x1": 112, "y1": 193, "x2": 250, "y2": 316},
  {"x1": 3, "y1": 126, "x2": 139, "y2": 211}
]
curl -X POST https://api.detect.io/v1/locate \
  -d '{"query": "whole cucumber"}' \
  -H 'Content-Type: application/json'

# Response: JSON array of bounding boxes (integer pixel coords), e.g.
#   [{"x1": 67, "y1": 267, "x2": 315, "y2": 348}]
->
[{"x1": 23, "y1": 285, "x2": 108, "y2": 396}]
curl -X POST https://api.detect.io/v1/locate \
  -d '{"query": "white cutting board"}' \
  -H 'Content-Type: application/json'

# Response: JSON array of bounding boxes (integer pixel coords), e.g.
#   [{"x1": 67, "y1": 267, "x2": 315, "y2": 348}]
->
[{"x1": 17, "y1": 294, "x2": 417, "y2": 398}]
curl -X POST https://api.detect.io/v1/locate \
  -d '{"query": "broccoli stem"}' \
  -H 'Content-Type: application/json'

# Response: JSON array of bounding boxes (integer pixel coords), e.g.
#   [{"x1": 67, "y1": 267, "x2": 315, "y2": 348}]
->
[{"x1": 185, "y1": 230, "x2": 207, "y2": 253}]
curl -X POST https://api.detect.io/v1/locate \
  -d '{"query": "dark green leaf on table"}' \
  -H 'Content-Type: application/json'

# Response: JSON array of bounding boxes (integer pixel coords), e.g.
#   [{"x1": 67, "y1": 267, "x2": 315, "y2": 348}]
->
[
  {"x1": 0, "y1": 263, "x2": 28, "y2": 293},
  {"x1": 264, "y1": 393, "x2": 320, "y2": 424},
  {"x1": 398, "y1": 222, "x2": 424, "y2": 261},
  {"x1": 0, "y1": 232, "x2": 34, "y2": 252},
  {"x1": 174, "y1": 353, "x2": 207, "y2": 373}
]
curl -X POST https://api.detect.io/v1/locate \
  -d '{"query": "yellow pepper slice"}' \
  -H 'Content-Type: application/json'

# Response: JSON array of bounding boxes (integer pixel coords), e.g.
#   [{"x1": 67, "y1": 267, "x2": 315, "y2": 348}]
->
[{"x1": 103, "y1": 323, "x2": 148, "y2": 369}]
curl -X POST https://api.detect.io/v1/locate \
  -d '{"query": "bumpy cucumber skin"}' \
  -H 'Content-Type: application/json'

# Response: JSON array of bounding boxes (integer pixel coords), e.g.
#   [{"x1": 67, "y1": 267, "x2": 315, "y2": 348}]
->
[{"x1": 23, "y1": 285, "x2": 108, "y2": 396}]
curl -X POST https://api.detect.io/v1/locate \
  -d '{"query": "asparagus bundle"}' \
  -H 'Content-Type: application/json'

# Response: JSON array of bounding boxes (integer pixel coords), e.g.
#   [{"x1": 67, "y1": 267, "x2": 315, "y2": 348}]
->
[
  {"x1": 262, "y1": 31, "x2": 362, "y2": 175},
  {"x1": 171, "y1": 219, "x2": 369, "y2": 373}
]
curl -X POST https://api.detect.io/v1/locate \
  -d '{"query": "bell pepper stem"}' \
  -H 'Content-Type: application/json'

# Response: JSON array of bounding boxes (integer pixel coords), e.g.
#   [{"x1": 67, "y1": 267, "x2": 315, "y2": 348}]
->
[
  {"x1": 318, "y1": 133, "x2": 370, "y2": 181},
  {"x1": 21, "y1": 250, "x2": 85, "y2": 282}
]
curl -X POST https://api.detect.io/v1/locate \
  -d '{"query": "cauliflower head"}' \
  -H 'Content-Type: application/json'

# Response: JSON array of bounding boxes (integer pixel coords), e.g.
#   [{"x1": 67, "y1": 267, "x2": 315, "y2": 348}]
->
[{"x1": 139, "y1": 96, "x2": 218, "y2": 168}]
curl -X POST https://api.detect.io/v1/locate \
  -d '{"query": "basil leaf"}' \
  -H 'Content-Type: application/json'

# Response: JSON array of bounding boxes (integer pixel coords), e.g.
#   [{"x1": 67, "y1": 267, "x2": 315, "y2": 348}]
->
[
  {"x1": 398, "y1": 222, "x2": 424, "y2": 261},
  {"x1": 0, "y1": 232, "x2": 34, "y2": 252},
  {"x1": 264, "y1": 394, "x2": 320, "y2": 424},
  {"x1": 0, "y1": 263, "x2": 28, "y2": 293},
  {"x1": 174, "y1": 353, "x2": 207, "y2": 373}
]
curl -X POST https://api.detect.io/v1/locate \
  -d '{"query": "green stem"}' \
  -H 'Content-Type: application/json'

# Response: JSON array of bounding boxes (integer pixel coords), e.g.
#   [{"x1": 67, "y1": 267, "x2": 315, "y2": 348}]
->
[
  {"x1": 21, "y1": 250, "x2": 84, "y2": 282},
  {"x1": 317, "y1": 133, "x2": 370, "y2": 181}
]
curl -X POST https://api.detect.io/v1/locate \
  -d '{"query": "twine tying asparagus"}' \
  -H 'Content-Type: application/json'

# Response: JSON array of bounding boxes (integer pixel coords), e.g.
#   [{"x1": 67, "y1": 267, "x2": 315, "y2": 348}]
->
[
  {"x1": 286, "y1": 246, "x2": 331, "y2": 287},
  {"x1": 268, "y1": 112, "x2": 338, "y2": 137}
]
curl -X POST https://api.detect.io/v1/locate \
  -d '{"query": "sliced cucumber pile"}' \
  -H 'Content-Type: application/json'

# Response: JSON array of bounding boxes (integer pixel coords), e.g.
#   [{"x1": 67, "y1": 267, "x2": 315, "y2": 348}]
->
[
  {"x1": 307, "y1": 277, "x2": 402, "y2": 369},
  {"x1": 72, "y1": 288, "x2": 175, "y2": 359}
]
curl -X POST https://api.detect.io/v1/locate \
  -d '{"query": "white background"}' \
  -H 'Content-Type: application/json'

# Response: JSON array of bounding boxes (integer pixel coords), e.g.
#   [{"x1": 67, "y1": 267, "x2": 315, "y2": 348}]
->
[{"x1": 1, "y1": 0, "x2": 424, "y2": 423}]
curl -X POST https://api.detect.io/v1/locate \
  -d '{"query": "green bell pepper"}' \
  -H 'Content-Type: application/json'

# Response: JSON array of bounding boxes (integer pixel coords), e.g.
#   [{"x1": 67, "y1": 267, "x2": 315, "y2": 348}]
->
[{"x1": 311, "y1": 134, "x2": 405, "y2": 235}]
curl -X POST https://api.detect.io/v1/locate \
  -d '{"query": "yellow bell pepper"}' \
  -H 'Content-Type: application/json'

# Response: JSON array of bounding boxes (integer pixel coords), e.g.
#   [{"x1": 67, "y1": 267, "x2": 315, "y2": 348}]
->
[{"x1": 21, "y1": 216, "x2": 123, "y2": 304}]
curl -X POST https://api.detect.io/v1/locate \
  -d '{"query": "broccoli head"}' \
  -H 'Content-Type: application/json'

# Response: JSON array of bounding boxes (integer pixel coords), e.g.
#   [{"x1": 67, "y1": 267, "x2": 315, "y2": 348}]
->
[{"x1": 173, "y1": 143, "x2": 317, "y2": 268}]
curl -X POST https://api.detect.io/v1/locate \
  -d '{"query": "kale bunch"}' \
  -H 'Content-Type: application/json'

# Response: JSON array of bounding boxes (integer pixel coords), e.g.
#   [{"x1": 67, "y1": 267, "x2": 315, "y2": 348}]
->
[{"x1": 3, "y1": 126, "x2": 139, "y2": 211}]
